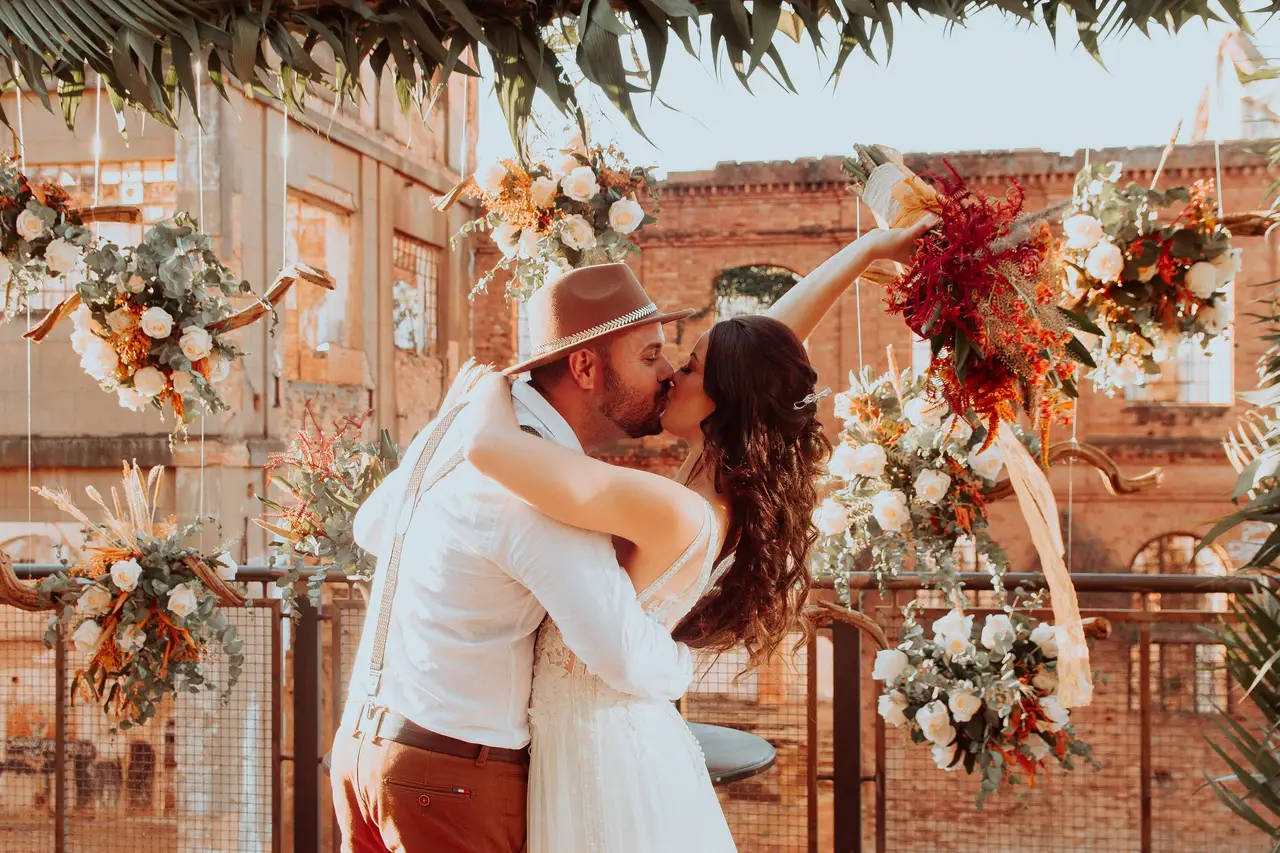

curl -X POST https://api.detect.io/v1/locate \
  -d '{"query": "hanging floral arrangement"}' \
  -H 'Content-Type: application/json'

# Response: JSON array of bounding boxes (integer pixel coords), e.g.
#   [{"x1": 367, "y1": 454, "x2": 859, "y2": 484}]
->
[
  {"x1": 1059, "y1": 162, "x2": 1239, "y2": 393},
  {"x1": 873, "y1": 600, "x2": 1099, "y2": 808},
  {"x1": 443, "y1": 121, "x2": 658, "y2": 301},
  {"x1": 33, "y1": 462, "x2": 245, "y2": 728},
  {"x1": 0, "y1": 157, "x2": 92, "y2": 321}
]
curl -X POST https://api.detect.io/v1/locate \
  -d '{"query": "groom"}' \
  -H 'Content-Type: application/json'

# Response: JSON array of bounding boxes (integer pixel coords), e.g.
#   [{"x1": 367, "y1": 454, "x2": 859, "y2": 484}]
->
[{"x1": 331, "y1": 263, "x2": 696, "y2": 853}]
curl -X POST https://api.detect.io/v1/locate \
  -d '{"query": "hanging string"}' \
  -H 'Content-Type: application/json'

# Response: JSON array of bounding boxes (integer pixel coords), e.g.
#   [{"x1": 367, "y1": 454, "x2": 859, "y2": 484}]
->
[
  {"x1": 281, "y1": 100, "x2": 290, "y2": 265},
  {"x1": 14, "y1": 65, "x2": 32, "y2": 537},
  {"x1": 854, "y1": 201, "x2": 864, "y2": 373},
  {"x1": 1066, "y1": 146, "x2": 1091, "y2": 572},
  {"x1": 195, "y1": 62, "x2": 207, "y2": 533},
  {"x1": 91, "y1": 85, "x2": 102, "y2": 237}
]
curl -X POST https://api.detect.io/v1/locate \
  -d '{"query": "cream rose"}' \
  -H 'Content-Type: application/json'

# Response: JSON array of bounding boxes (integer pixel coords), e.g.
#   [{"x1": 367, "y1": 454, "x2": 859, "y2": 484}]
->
[
  {"x1": 811, "y1": 498, "x2": 850, "y2": 536},
  {"x1": 117, "y1": 386, "x2": 149, "y2": 411},
  {"x1": 80, "y1": 337, "x2": 119, "y2": 383},
  {"x1": 560, "y1": 166, "x2": 599, "y2": 202},
  {"x1": 904, "y1": 396, "x2": 946, "y2": 430},
  {"x1": 916, "y1": 701, "x2": 957, "y2": 746},
  {"x1": 559, "y1": 215, "x2": 597, "y2": 251},
  {"x1": 942, "y1": 414, "x2": 973, "y2": 446},
  {"x1": 932, "y1": 743, "x2": 960, "y2": 771},
  {"x1": 878, "y1": 691, "x2": 909, "y2": 728},
  {"x1": 1038, "y1": 694, "x2": 1070, "y2": 733},
  {"x1": 1063, "y1": 214, "x2": 1104, "y2": 250},
  {"x1": 554, "y1": 153, "x2": 582, "y2": 179},
  {"x1": 1025, "y1": 735, "x2": 1052, "y2": 761},
  {"x1": 140, "y1": 306, "x2": 175, "y2": 339},
  {"x1": 75, "y1": 585, "x2": 113, "y2": 617},
  {"x1": 116, "y1": 622, "x2": 145, "y2": 654},
  {"x1": 1030, "y1": 622, "x2": 1061, "y2": 658},
  {"x1": 939, "y1": 631, "x2": 974, "y2": 659},
  {"x1": 110, "y1": 558, "x2": 143, "y2": 592},
  {"x1": 968, "y1": 445, "x2": 1004, "y2": 482},
  {"x1": 530, "y1": 176, "x2": 559, "y2": 209},
  {"x1": 105, "y1": 308, "x2": 137, "y2": 335},
  {"x1": 826, "y1": 443, "x2": 861, "y2": 480},
  {"x1": 1185, "y1": 261, "x2": 1220, "y2": 299},
  {"x1": 179, "y1": 326, "x2": 214, "y2": 362},
  {"x1": 1085, "y1": 240, "x2": 1125, "y2": 283},
  {"x1": 608, "y1": 199, "x2": 644, "y2": 235},
  {"x1": 1199, "y1": 301, "x2": 1229, "y2": 336},
  {"x1": 170, "y1": 371, "x2": 195, "y2": 398},
  {"x1": 1212, "y1": 248, "x2": 1243, "y2": 287},
  {"x1": 517, "y1": 228, "x2": 542, "y2": 260},
  {"x1": 208, "y1": 351, "x2": 232, "y2": 383},
  {"x1": 871, "y1": 490, "x2": 909, "y2": 533},
  {"x1": 70, "y1": 328, "x2": 97, "y2": 356},
  {"x1": 851, "y1": 443, "x2": 888, "y2": 478},
  {"x1": 872, "y1": 649, "x2": 909, "y2": 683},
  {"x1": 491, "y1": 223, "x2": 521, "y2": 258},
  {"x1": 16, "y1": 209, "x2": 46, "y2": 241},
  {"x1": 933, "y1": 608, "x2": 974, "y2": 642},
  {"x1": 981, "y1": 613, "x2": 1015, "y2": 651},
  {"x1": 167, "y1": 583, "x2": 199, "y2": 619},
  {"x1": 914, "y1": 468, "x2": 951, "y2": 505},
  {"x1": 833, "y1": 391, "x2": 856, "y2": 423},
  {"x1": 1032, "y1": 669, "x2": 1059, "y2": 694},
  {"x1": 948, "y1": 689, "x2": 983, "y2": 723},
  {"x1": 132, "y1": 366, "x2": 166, "y2": 397},
  {"x1": 125, "y1": 274, "x2": 147, "y2": 294},
  {"x1": 44, "y1": 238, "x2": 82, "y2": 274},
  {"x1": 72, "y1": 619, "x2": 103, "y2": 654},
  {"x1": 215, "y1": 553, "x2": 238, "y2": 582},
  {"x1": 475, "y1": 161, "x2": 508, "y2": 194},
  {"x1": 71, "y1": 304, "x2": 105, "y2": 335}
]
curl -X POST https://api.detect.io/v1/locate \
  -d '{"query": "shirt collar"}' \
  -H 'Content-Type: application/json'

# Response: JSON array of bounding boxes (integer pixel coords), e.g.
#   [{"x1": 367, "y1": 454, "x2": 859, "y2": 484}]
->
[{"x1": 510, "y1": 380, "x2": 583, "y2": 454}]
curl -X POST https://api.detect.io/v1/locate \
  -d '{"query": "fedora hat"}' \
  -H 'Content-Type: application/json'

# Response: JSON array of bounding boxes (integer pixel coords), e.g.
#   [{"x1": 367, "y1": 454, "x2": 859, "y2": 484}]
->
[{"x1": 505, "y1": 263, "x2": 694, "y2": 375}]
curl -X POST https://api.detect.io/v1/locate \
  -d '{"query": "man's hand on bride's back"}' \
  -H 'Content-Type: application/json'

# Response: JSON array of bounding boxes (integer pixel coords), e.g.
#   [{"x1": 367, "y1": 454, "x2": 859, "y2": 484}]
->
[{"x1": 855, "y1": 215, "x2": 939, "y2": 266}]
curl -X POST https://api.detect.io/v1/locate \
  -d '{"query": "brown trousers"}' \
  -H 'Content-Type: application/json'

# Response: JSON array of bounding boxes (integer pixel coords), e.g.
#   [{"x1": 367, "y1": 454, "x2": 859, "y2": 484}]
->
[{"x1": 331, "y1": 724, "x2": 528, "y2": 853}]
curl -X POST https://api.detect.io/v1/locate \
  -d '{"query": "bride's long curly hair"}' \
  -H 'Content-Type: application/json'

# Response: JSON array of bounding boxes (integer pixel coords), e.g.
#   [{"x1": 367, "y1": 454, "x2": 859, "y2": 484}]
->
[{"x1": 672, "y1": 314, "x2": 831, "y2": 669}]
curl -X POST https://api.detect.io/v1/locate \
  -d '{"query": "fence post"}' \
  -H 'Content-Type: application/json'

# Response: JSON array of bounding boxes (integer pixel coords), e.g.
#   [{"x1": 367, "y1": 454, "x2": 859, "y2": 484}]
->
[
  {"x1": 54, "y1": 624, "x2": 67, "y2": 853},
  {"x1": 832, "y1": 619, "x2": 862, "y2": 853},
  {"x1": 1139, "y1": 622, "x2": 1152, "y2": 853},
  {"x1": 294, "y1": 591, "x2": 324, "y2": 853}
]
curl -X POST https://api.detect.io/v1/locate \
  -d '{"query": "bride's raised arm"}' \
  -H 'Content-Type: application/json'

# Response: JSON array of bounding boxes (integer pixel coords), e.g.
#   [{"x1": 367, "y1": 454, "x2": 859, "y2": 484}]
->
[
  {"x1": 463, "y1": 373, "x2": 706, "y2": 559},
  {"x1": 765, "y1": 217, "x2": 937, "y2": 342}
]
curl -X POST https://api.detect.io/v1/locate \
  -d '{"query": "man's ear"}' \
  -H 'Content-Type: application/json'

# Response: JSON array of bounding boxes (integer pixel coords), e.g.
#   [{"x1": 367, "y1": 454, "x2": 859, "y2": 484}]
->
[{"x1": 565, "y1": 347, "x2": 601, "y2": 391}]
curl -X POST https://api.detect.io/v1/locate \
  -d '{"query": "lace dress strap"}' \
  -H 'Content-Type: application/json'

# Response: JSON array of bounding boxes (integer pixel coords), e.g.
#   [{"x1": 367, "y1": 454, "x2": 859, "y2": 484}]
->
[{"x1": 636, "y1": 499, "x2": 713, "y2": 604}]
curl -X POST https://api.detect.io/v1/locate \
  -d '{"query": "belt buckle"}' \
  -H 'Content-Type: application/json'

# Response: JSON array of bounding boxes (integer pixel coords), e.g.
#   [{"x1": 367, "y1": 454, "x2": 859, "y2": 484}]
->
[{"x1": 352, "y1": 700, "x2": 386, "y2": 739}]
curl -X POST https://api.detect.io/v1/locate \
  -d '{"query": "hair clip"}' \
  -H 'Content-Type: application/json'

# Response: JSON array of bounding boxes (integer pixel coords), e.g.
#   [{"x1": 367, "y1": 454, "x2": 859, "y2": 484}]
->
[{"x1": 793, "y1": 387, "x2": 831, "y2": 410}]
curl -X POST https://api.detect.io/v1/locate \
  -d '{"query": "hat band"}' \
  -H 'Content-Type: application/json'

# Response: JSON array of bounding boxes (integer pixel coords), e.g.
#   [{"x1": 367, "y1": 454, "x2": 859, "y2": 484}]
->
[{"x1": 530, "y1": 303, "x2": 658, "y2": 358}]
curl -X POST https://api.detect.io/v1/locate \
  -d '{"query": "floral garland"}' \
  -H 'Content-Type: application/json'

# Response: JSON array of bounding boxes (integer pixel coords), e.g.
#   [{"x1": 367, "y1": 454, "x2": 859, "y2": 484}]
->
[
  {"x1": 1061, "y1": 163, "x2": 1238, "y2": 393},
  {"x1": 455, "y1": 124, "x2": 658, "y2": 301},
  {"x1": 34, "y1": 463, "x2": 244, "y2": 728},
  {"x1": 68, "y1": 213, "x2": 251, "y2": 430},
  {"x1": 0, "y1": 157, "x2": 92, "y2": 320},
  {"x1": 810, "y1": 366, "x2": 1039, "y2": 601},
  {"x1": 874, "y1": 601, "x2": 1098, "y2": 807}
]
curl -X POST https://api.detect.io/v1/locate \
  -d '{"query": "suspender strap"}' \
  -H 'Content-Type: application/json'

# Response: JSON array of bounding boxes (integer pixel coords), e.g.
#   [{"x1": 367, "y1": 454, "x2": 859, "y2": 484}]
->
[{"x1": 366, "y1": 403, "x2": 468, "y2": 699}]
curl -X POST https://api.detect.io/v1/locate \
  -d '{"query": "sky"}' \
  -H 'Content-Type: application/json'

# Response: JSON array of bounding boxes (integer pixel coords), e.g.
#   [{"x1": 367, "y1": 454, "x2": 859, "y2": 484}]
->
[{"x1": 475, "y1": 11, "x2": 1280, "y2": 176}]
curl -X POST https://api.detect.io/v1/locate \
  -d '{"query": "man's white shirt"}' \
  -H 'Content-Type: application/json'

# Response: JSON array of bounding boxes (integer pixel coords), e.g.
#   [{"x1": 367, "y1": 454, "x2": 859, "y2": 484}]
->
[{"x1": 341, "y1": 380, "x2": 694, "y2": 749}]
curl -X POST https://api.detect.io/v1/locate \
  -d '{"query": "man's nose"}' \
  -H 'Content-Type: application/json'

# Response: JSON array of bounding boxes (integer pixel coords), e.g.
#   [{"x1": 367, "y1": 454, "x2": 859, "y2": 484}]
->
[{"x1": 657, "y1": 357, "x2": 675, "y2": 382}]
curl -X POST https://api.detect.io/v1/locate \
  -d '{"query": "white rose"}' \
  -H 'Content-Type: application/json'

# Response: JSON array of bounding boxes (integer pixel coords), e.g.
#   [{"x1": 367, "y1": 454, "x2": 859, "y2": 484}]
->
[
  {"x1": 567, "y1": 127, "x2": 588, "y2": 154},
  {"x1": 560, "y1": 166, "x2": 599, "y2": 202},
  {"x1": 942, "y1": 414, "x2": 973, "y2": 446},
  {"x1": 851, "y1": 444, "x2": 888, "y2": 478},
  {"x1": 170, "y1": 371, "x2": 196, "y2": 398},
  {"x1": 215, "y1": 553, "x2": 238, "y2": 582},
  {"x1": 70, "y1": 327, "x2": 97, "y2": 356},
  {"x1": 125, "y1": 274, "x2": 147, "y2": 294},
  {"x1": 559, "y1": 214, "x2": 597, "y2": 251},
  {"x1": 878, "y1": 691, "x2": 909, "y2": 728},
  {"x1": 811, "y1": 498, "x2": 850, "y2": 536},
  {"x1": 553, "y1": 153, "x2": 582, "y2": 179},
  {"x1": 71, "y1": 304, "x2": 105, "y2": 335},
  {"x1": 833, "y1": 391, "x2": 857, "y2": 424},
  {"x1": 826, "y1": 444, "x2": 861, "y2": 480},
  {"x1": 139, "y1": 306, "x2": 175, "y2": 339},
  {"x1": 1199, "y1": 300, "x2": 1229, "y2": 336},
  {"x1": 1030, "y1": 622, "x2": 1061, "y2": 658},
  {"x1": 80, "y1": 337, "x2": 119, "y2": 383},
  {"x1": 75, "y1": 585, "x2": 113, "y2": 617},
  {"x1": 939, "y1": 631, "x2": 974, "y2": 659},
  {"x1": 117, "y1": 386, "x2": 149, "y2": 411},
  {"x1": 116, "y1": 622, "x2": 145, "y2": 654},
  {"x1": 43, "y1": 238, "x2": 82, "y2": 274},
  {"x1": 948, "y1": 690, "x2": 983, "y2": 723},
  {"x1": 105, "y1": 308, "x2": 137, "y2": 334},
  {"x1": 608, "y1": 198, "x2": 644, "y2": 235},
  {"x1": 1032, "y1": 669, "x2": 1059, "y2": 694},
  {"x1": 1084, "y1": 240, "x2": 1125, "y2": 283},
  {"x1": 904, "y1": 396, "x2": 946, "y2": 429},
  {"x1": 72, "y1": 619, "x2": 102, "y2": 654},
  {"x1": 530, "y1": 176, "x2": 559, "y2": 209},
  {"x1": 932, "y1": 743, "x2": 960, "y2": 771},
  {"x1": 933, "y1": 608, "x2": 974, "y2": 643},
  {"x1": 491, "y1": 223, "x2": 521, "y2": 258},
  {"x1": 1185, "y1": 261, "x2": 1220, "y2": 299},
  {"x1": 110, "y1": 558, "x2": 143, "y2": 592},
  {"x1": 0, "y1": 254, "x2": 11, "y2": 286},
  {"x1": 1038, "y1": 694, "x2": 1070, "y2": 733},
  {"x1": 179, "y1": 326, "x2": 214, "y2": 362},
  {"x1": 208, "y1": 351, "x2": 232, "y2": 384},
  {"x1": 517, "y1": 228, "x2": 542, "y2": 260},
  {"x1": 981, "y1": 613, "x2": 1016, "y2": 651},
  {"x1": 1026, "y1": 735, "x2": 1052, "y2": 762},
  {"x1": 914, "y1": 468, "x2": 952, "y2": 505},
  {"x1": 16, "y1": 209, "x2": 46, "y2": 241},
  {"x1": 1212, "y1": 248, "x2": 1243, "y2": 287},
  {"x1": 132, "y1": 366, "x2": 166, "y2": 397},
  {"x1": 871, "y1": 490, "x2": 910, "y2": 533},
  {"x1": 872, "y1": 649, "x2": 909, "y2": 683},
  {"x1": 1063, "y1": 213, "x2": 1104, "y2": 250},
  {"x1": 475, "y1": 161, "x2": 508, "y2": 194},
  {"x1": 969, "y1": 445, "x2": 1004, "y2": 482},
  {"x1": 167, "y1": 583, "x2": 199, "y2": 619},
  {"x1": 915, "y1": 700, "x2": 957, "y2": 746}
]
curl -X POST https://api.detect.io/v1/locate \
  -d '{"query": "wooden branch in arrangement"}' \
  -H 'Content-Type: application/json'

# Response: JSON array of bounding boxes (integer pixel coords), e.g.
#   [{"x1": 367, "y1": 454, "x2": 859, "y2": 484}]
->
[
  {"x1": 24, "y1": 292, "x2": 82, "y2": 342},
  {"x1": 983, "y1": 440, "x2": 1163, "y2": 503},
  {"x1": 207, "y1": 262, "x2": 336, "y2": 335},
  {"x1": 806, "y1": 600, "x2": 890, "y2": 650},
  {"x1": 180, "y1": 556, "x2": 246, "y2": 607},
  {"x1": 0, "y1": 550, "x2": 50, "y2": 611},
  {"x1": 1220, "y1": 211, "x2": 1280, "y2": 237}
]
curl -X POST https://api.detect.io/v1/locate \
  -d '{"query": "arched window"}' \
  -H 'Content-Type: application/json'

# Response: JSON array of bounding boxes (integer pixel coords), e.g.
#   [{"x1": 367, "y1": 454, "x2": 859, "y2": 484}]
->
[
  {"x1": 713, "y1": 266, "x2": 801, "y2": 320},
  {"x1": 1129, "y1": 532, "x2": 1230, "y2": 613}
]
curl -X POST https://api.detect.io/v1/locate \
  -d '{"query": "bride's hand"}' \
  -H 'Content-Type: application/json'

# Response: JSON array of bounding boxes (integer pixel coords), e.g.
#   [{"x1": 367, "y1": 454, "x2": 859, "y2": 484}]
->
[{"x1": 854, "y1": 215, "x2": 938, "y2": 266}]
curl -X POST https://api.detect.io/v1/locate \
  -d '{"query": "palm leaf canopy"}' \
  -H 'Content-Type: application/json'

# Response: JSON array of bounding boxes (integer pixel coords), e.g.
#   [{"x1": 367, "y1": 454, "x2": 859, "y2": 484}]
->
[{"x1": 0, "y1": 0, "x2": 1262, "y2": 151}]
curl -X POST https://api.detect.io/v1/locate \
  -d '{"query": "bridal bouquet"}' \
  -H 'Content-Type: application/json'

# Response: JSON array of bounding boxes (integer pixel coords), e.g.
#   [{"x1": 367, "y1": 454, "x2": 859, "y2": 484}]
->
[
  {"x1": 1060, "y1": 163, "x2": 1238, "y2": 393},
  {"x1": 257, "y1": 402, "x2": 401, "y2": 607},
  {"x1": 452, "y1": 125, "x2": 658, "y2": 300},
  {"x1": 34, "y1": 462, "x2": 244, "y2": 728},
  {"x1": 0, "y1": 157, "x2": 92, "y2": 320},
  {"x1": 62, "y1": 214, "x2": 250, "y2": 429},
  {"x1": 874, "y1": 602, "x2": 1098, "y2": 807},
  {"x1": 844, "y1": 145, "x2": 1095, "y2": 446},
  {"x1": 810, "y1": 365, "x2": 1038, "y2": 600}
]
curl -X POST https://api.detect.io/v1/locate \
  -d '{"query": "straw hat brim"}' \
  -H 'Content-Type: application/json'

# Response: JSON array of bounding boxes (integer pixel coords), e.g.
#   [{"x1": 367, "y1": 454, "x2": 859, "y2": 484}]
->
[{"x1": 503, "y1": 307, "x2": 696, "y2": 376}]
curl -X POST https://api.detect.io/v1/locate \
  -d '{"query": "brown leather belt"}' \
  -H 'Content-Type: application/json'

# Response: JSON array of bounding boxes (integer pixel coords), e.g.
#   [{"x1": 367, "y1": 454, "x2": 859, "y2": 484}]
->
[{"x1": 371, "y1": 708, "x2": 530, "y2": 766}]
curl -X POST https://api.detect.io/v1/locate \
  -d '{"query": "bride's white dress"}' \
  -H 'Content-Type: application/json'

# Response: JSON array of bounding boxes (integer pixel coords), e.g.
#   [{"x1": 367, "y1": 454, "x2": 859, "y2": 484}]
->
[{"x1": 528, "y1": 499, "x2": 737, "y2": 853}]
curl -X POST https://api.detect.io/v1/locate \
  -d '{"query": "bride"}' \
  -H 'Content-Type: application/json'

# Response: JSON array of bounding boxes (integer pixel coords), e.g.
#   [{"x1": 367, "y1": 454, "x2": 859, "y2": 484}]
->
[{"x1": 462, "y1": 219, "x2": 932, "y2": 852}]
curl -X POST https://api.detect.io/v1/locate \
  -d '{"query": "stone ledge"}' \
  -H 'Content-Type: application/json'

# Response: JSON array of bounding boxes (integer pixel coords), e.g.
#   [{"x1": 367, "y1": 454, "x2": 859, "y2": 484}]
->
[
  {"x1": 1084, "y1": 435, "x2": 1228, "y2": 462},
  {"x1": 0, "y1": 435, "x2": 174, "y2": 469}
]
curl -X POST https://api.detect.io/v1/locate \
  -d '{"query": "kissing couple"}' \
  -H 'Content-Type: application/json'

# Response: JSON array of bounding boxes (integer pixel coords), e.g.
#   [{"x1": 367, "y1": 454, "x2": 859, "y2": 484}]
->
[{"x1": 330, "y1": 218, "x2": 932, "y2": 853}]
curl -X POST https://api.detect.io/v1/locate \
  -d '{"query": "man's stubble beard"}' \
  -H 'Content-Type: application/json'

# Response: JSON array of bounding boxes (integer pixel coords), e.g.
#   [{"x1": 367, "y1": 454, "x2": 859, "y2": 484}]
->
[{"x1": 600, "y1": 362, "x2": 667, "y2": 440}]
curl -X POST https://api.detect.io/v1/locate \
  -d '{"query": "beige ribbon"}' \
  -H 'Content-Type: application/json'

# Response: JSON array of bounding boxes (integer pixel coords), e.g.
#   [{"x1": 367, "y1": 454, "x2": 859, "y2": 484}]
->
[
  {"x1": 996, "y1": 422, "x2": 1094, "y2": 708},
  {"x1": 861, "y1": 162, "x2": 939, "y2": 230}
]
